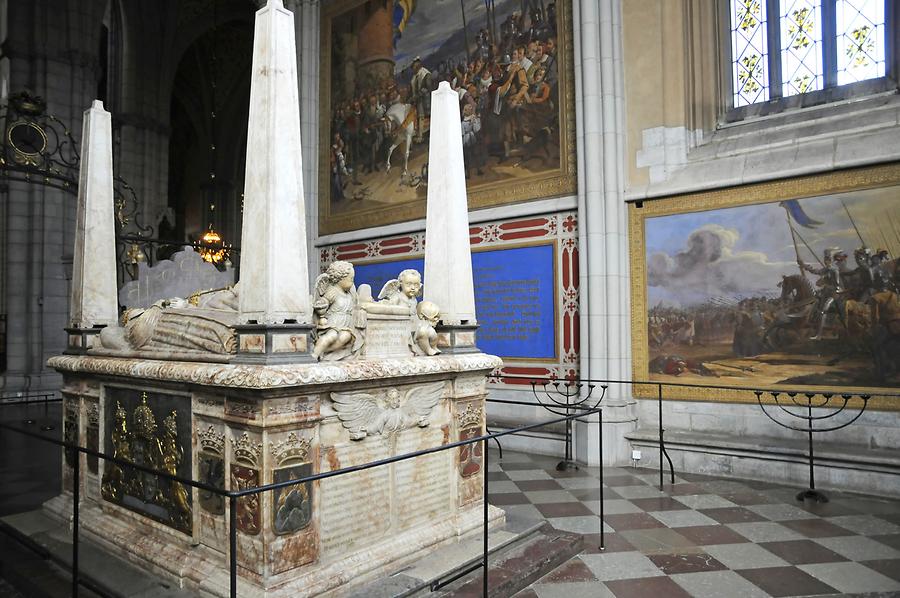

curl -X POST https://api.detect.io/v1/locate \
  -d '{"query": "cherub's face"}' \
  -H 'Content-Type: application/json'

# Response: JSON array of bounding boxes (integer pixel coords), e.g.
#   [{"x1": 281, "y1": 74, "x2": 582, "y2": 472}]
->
[
  {"x1": 386, "y1": 389, "x2": 401, "y2": 409},
  {"x1": 338, "y1": 274, "x2": 354, "y2": 291},
  {"x1": 400, "y1": 274, "x2": 421, "y2": 298}
]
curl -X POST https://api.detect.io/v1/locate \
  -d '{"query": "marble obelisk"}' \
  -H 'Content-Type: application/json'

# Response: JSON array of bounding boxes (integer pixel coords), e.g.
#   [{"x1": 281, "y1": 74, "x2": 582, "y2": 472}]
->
[
  {"x1": 423, "y1": 81, "x2": 479, "y2": 353},
  {"x1": 66, "y1": 100, "x2": 118, "y2": 353},
  {"x1": 234, "y1": 0, "x2": 313, "y2": 362}
]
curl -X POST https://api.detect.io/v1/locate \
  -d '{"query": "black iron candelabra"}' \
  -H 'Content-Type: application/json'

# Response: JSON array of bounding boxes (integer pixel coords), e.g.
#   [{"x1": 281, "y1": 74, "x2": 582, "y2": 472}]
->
[
  {"x1": 531, "y1": 380, "x2": 607, "y2": 470},
  {"x1": 754, "y1": 390, "x2": 870, "y2": 503}
]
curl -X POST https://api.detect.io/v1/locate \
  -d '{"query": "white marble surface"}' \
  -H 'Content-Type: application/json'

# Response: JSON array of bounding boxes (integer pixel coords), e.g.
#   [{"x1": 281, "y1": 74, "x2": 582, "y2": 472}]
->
[
  {"x1": 69, "y1": 100, "x2": 119, "y2": 329},
  {"x1": 238, "y1": 0, "x2": 312, "y2": 325},
  {"x1": 423, "y1": 82, "x2": 477, "y2": 326}
]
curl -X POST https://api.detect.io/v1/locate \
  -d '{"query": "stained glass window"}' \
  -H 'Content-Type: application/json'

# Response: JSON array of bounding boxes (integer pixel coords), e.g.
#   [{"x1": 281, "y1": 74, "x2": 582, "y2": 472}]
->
[
  {"x1": 728, "y1": 0, "x2": 889, "y2": 109},
  {"x1": 731, "y1": 0, "x2": 769, "y2": 106},
  {"x1": 780, "y1": 0, "x2": 823, "y2": 96},
  {"x1": 836, "y1": 0, "x2": 886, "y2": 84}
]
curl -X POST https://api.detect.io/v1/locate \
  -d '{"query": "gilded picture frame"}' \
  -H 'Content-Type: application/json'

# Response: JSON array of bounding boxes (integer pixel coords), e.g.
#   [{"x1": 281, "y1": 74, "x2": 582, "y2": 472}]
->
[
  {"x1": 318, "y1": 0, "x2": 577, "y2": 235},
  {"x1": 629, "y1": 163, "x2": 900, "y2": 410}
]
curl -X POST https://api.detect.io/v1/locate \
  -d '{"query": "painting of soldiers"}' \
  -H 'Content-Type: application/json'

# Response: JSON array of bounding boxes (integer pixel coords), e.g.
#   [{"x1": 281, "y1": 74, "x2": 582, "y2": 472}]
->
[
  {"x1": 637, "y1": 186, "x2": 900, "y2": 390},
  {"x1": 320, "y1": 0, "x2": 575, "y2": 234}
]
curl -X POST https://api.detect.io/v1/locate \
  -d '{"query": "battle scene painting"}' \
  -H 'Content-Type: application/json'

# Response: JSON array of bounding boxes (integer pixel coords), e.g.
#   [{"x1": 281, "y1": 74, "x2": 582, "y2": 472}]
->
[
  {"x1": 320, "y1": 0, "x2": 575, "y2": 234},
  {"x1": 633, "y1": 179, "x2": 900, "y2": 399}
]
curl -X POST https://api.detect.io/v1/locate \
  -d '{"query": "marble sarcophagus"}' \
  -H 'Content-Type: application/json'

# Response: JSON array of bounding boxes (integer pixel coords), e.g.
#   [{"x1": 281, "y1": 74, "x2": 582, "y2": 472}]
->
[{"x1": 47, "y1": 349, "x2": 503, "y2": 596}]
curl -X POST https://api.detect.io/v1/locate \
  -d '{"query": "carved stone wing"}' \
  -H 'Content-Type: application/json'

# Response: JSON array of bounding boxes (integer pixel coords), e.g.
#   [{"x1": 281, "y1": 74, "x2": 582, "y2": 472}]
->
[
  {"x1": 401, "y1": 382, "x2": 445, "y2": 428},
  {"x1": 330, "y1": 392, "x2": 383, "y2": 440},
  {"x1": 378, "y1": 279, "x2": 401, "y2": 301}
]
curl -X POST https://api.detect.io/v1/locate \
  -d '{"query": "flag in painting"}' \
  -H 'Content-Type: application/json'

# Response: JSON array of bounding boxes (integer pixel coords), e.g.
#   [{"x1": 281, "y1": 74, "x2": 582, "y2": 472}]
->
[
  {"x1": 780, "y1": 200, "x2": 823, "y2": 229},
  {"x1": 393, "y1": 0, "x2": 416, "y2": 47}
]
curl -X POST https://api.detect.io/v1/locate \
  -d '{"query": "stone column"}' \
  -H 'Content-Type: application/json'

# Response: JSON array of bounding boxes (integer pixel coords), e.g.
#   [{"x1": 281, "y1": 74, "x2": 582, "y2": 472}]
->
[
  {"x1": 66, "y1": 101, "x2": 119, "y2": 353},
  {"x1": 423, "y1": 82, "x2": 478, "y2": 353},
  {"x1": 235, "y1": 0, "x2": 313, "y2": 363},
  {"x1": 573, "y1": 0, "x2": 637, "y2": 466}
]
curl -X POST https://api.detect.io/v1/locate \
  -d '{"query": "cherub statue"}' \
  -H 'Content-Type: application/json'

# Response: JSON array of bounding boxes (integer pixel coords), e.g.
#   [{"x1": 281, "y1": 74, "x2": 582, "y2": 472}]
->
[
  {"x1": 378, "y1": 269, "x2": 422, "y2": 314},
  {"x1": 312, "y1": 261, "x2": 365, "y2": 360},
  {"x1": 414, "y1": 301, "x2": 441, "y2": 356}
]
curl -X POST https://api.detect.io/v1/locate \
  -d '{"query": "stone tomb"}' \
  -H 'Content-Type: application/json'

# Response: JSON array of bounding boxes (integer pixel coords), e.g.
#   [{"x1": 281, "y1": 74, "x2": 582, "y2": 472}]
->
[{"x1": 46, "y1": 352, "x2": 503, "y2": 596}]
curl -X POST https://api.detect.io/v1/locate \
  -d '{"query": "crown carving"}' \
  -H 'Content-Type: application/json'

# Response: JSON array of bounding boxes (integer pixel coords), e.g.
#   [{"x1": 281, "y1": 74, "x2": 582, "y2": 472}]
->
[
  {"x1": 231, "y1": 431, "x2": 263, "y2": 466},
  {"x1": 270, "y1": 432, "x2": 312, "y2": 466},
  {"x1": 198, "y1": 424, "x2": 226, "y2": 455},
  {"x1": 456, "y1": 403, "x2": 483, "y2": 430}
]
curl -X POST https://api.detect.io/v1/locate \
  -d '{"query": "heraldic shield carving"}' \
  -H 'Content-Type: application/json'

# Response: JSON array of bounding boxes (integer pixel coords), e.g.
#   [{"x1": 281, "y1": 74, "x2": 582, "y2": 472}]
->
[{"x1": 101, "y1": 388, "x2": 193, "y2": 534}]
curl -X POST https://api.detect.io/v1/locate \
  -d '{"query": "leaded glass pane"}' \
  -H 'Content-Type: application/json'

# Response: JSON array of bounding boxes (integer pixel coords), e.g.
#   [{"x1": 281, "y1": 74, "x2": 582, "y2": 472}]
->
[
  {"x1": 731, "y1": 0, "x2": 769, "y2": 106},
  {"x1": 780, "y1": 0, "x2": 823, "y2": 96},
  {"x1": 836, "y1": 0, "x2": 886, "y2": 85}
]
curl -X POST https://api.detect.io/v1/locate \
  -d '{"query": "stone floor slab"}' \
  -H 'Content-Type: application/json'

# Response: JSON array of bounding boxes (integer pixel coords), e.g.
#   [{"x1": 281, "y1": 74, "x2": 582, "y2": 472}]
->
[
  {"x1": 703, "y1": 542, "x2": 791, "y2": 570},
  {"x1": 579, "y1": 551, "x2": 664, "y2": 582},
  {"x1": 799, "y1": 561, "x2": 900, "y2": 594},
  {"x1": 670, "y1": 570, "x2": 770, "y2": 598}
]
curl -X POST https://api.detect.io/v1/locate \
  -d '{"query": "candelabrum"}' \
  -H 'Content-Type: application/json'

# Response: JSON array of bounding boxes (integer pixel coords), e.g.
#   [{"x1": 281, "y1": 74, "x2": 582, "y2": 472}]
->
[
  {"x1": 531, "y1": 380, "x2": 607, "y2": 471},
  {"x1": 754, "y1": 391, "x2": 870, "y2": 503}
]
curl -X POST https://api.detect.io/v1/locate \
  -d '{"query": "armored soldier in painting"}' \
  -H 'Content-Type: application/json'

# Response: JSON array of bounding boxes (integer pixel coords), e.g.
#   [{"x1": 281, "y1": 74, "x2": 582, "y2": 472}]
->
[{"x1": 800, "y1": 247, "x2": 849, "y2": 340}]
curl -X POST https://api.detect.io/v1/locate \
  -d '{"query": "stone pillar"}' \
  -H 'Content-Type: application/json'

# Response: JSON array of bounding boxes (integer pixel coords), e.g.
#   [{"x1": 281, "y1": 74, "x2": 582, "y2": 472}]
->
[
  {"x1": 235, "y1": 0, "x2": 313, "y2": 363},
  {"x1": 285, "y1": 0, "x2": 321, "y2": 291},
  {"x1": 67, "y1": 100, "x2": 119, "y2": 353},
  {"x1": 423, "y1": 82, "x2": 478, "y2": 353},
  {"x1": 573, "y1": 0, "x2": 636, "y2": 466}
]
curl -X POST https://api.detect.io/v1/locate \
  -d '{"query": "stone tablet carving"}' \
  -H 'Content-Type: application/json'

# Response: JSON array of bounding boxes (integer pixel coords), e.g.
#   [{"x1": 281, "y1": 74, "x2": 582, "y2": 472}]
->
[
  {"x1": 329, "y1": 382, "x2": 444, "y2": 440},
  {"x1": 119, "y1": 246, "x2": 234, "y2": 309}
]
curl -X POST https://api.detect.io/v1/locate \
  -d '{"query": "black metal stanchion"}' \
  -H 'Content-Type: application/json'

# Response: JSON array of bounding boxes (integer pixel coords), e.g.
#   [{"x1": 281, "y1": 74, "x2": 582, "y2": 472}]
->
[
  {"x1": 657, "y1": 384, "x2": 675, "y2": 489},
  {"x1": 482, "y1": 437, "x2": 489, "y2": 597},
  {"x1": 229, "y1": 495, "x2": 237, "y2": 598},
  {"x1": 41, "y1": 393, "x2": 55, "y2": 432},
  {"x1": 598, "y1": 408, "x2": 604, "y2": 551},
  {"x1": 754, "y1": 391, "x2": 870, "y2": 503},
  {"x1": 72, "y1": 444, "x2": 80, "y2": 598}
]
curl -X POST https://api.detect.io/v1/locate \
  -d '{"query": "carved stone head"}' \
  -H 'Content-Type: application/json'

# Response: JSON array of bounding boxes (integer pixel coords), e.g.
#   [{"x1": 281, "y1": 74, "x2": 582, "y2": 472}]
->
[{"x1": 398, "y1": 269, "x2": 422, "y2": 299}]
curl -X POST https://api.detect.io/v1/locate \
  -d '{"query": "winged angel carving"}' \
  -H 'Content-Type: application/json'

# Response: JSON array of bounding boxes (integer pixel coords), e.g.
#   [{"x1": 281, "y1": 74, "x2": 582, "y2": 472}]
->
[{"x1": 330, "y1": 382, "x2": 444, "y2": 440}]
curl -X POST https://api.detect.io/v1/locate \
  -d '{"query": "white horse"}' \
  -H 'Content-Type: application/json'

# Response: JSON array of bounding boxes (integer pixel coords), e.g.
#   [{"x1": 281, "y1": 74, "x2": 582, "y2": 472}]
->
[{"x1": 384, "y1": 102, "x2": 416, "y2": 175}]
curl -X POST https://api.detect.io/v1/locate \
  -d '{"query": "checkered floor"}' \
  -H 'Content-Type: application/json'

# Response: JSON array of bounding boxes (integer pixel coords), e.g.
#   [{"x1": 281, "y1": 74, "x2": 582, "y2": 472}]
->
[{"x1": 486, "y1": 450, "x2": 900, "y2": 598}]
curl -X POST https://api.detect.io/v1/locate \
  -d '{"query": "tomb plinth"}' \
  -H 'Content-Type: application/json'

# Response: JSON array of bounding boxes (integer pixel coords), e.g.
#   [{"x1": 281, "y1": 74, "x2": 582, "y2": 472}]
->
[{"x1": 46, "y1": 349, "x2": 503, "y2": 596}]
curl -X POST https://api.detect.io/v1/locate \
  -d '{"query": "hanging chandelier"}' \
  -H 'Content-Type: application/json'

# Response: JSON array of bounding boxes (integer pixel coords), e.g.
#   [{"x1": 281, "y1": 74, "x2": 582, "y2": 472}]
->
[
  {"x1": 196, "y1": 0, "x2": 230, "y2": 267},
  {"x1": 197, "y1": 223, "x2": 229, "y2": 264}
]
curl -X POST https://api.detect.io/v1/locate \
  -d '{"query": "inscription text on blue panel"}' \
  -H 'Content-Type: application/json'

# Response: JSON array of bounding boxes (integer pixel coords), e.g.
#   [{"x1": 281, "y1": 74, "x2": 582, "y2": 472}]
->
[{"x1": 351, "y1": 244, "x2": 556, "y2": 359}]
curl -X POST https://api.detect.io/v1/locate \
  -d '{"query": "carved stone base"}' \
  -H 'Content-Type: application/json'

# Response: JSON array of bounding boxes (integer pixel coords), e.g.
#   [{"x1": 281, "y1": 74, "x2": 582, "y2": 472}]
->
[
  {"x1": 232, "y1": 323, "x2": 315, "y2": 364},
  {"x1": 47, "y1": 352, "x2": 502, "y2": 596},
  {"x1": 65, "y1": 326, "x2": 105, "y2": 355},
  {"x1": 435, "y1": 323, "x2": 480, "y2": 354},
  {"x1": 43, "y1": 495, "x2": 503, "y2": 597}
]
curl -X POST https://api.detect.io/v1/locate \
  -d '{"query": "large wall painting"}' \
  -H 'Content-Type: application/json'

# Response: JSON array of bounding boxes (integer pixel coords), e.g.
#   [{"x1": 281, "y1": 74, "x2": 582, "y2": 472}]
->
[
  {"x1": 630, "y1": 165, "x2": 900, "y2": 407},
  {"x1": 319, "y1": 0, "x2": 576, "y2": 234}
]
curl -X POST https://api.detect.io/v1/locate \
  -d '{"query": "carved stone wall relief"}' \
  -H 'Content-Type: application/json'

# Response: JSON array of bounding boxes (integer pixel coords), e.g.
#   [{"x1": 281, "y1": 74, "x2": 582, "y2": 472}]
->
[
  {"x1": 197, "y1": 424, "x2": 226, "y2": 515},
  {"x1": 230, "y1": 430, "x2": 263, "y2": 535},
  {"x1": 456, "y1": 403, "x2": 484, "y2": 479},
  {"x1": 330, "y1": 382, "x2": 444, "y2": 440}
]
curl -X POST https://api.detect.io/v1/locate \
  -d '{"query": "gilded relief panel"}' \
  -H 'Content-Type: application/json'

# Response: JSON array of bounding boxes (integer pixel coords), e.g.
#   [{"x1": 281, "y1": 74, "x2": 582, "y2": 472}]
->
[{"x1": 100, "y1": 388, "x2": 193, "y2": 534}]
